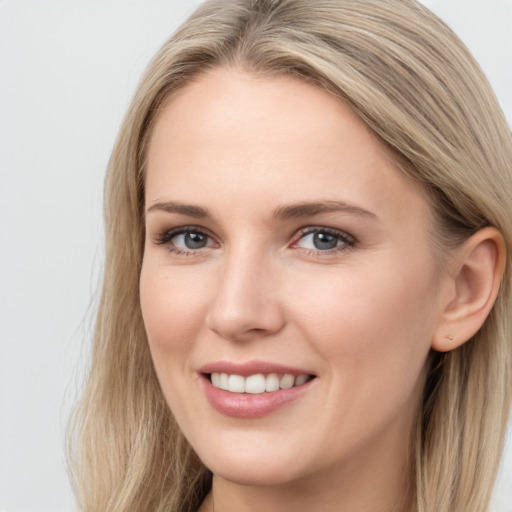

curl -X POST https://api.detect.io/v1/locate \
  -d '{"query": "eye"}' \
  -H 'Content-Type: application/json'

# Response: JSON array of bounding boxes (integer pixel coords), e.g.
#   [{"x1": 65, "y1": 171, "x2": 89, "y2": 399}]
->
[
  {"x1": 154, "y1": 227, "x2": 217, "y2": 253},
  {"x1": 173, "y1": 231, "x2": 211, "y2": 249},
  {"x1": 293, "y1": 227, "x2": 355, "y2": 253}
]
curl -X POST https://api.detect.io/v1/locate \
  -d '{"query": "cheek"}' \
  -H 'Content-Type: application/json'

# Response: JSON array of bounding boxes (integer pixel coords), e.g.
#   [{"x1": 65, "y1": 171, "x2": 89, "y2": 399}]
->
[
  {"x1": 139, "y1": 261, "x2": 210, "y2": 361},
  {"x1": 288, "y1": 257, "x2": 438, "y2": 393}
]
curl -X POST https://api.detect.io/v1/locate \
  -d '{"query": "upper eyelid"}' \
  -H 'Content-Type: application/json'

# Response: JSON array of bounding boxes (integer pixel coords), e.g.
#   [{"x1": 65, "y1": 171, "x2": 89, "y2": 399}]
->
[
  {"x1": 293, "y1": 226, "x2": 356, "y2": 241},
  {"x1": 153, "y1": 225, "x2": 216, "y2": 245}
]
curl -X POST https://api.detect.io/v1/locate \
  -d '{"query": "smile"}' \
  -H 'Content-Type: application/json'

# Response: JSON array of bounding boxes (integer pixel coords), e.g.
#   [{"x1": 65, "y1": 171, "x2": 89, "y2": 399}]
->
[
  {"x1": 200, "y1": 362, "x2": 317, "y2": 418},
  {"x1": 210, "y1": 372, "x2": 312, "y2": 394}
]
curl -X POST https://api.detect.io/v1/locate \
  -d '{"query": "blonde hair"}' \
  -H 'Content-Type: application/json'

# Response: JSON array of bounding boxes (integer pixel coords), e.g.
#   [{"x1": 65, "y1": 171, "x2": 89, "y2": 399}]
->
[{"x1": 68, "y1": 1, "x2": 512, "y2": 511}]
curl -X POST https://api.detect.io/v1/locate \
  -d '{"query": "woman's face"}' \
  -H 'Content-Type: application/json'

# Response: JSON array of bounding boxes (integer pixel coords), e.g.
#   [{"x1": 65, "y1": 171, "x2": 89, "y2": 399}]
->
[{"x1": 140, "y1": 68, "x2": 449, "y2": 488}]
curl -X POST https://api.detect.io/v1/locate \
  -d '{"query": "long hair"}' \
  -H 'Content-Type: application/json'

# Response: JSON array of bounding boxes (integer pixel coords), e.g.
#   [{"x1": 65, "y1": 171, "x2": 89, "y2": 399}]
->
[{"x1": 68, "y1": 1, "x2": 512, "y2": 511}]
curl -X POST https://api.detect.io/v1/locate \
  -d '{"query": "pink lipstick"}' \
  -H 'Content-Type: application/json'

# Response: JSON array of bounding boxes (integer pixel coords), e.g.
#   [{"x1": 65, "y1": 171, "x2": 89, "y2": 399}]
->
[{"x1": 199, "y1": 361, "x2": 316, "y2": 418}]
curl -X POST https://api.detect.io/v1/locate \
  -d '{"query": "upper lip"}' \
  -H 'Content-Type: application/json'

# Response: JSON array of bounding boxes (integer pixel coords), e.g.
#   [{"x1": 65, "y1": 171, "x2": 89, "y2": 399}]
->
[{"x1": 199, "y1": 360, "x2": 315, "y2": 377}]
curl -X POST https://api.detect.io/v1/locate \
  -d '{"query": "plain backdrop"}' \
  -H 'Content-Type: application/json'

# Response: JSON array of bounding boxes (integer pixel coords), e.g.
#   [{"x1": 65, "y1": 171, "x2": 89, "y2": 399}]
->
[{"x1": 0, "y1": 1, "x2": 511, "y2": 511}]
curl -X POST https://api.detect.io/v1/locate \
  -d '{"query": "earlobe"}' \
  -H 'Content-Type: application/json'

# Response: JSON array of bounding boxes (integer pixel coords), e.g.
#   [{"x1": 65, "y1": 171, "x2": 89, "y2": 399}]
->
[{"x1": 432, "y1": 227, "x2": 506, "y2": 352}]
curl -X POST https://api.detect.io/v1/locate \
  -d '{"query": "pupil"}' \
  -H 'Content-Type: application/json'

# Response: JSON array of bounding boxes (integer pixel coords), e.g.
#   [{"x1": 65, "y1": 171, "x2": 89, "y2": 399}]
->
[
  {"x1": 185, "y1": 232, "x2": 207, "y2": 249},
  {"x1": 313, "y1": 232, "x2": 338, "y2": 250}
]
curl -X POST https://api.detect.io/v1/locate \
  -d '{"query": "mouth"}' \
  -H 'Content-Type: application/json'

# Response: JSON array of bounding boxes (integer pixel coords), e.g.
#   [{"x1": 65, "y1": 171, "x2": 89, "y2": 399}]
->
[
  {"x1": 207, "y1": 372, "x2": 314, "y2": 394},
  {"x1": 199, "y1": 361, "x2": 317, "y2": 418}
]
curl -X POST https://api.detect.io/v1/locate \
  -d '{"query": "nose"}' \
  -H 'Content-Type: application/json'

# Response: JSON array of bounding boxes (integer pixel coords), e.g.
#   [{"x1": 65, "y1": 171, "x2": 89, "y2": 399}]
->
[{"x1": 205, "y1": 249, "x2": 286, "y2": 341}]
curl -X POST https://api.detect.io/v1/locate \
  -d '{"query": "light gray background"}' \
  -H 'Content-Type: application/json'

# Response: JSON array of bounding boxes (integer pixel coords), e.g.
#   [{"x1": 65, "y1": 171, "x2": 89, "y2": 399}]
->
[{"x1": 0, "y1": 1, "x2": 511, "y2": 511}]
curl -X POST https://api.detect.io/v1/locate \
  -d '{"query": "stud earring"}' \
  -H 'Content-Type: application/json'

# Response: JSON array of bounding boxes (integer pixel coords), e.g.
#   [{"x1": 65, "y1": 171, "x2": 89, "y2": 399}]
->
[{"x1": 445, "y1": 333, "x2": 454, "y2": 341}]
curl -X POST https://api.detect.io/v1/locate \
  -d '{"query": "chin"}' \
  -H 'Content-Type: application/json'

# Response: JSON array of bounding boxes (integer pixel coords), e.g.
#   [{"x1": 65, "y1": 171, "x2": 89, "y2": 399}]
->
[
  {"x1": 209, "y1": 460, "x2": 300, "y2": 487},
  {"x1": 196, "y1": 441, "x2": 307, "y2": 487}
]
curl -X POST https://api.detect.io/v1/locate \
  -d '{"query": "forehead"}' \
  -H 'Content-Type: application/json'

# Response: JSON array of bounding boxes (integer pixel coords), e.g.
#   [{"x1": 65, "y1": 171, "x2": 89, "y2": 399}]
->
[
  {"x1": 149, "y1": 67, "x2": 384, "y2": 158},
  {"x1": 145, "y1": 66, "x2": 431, "y2": 230}
]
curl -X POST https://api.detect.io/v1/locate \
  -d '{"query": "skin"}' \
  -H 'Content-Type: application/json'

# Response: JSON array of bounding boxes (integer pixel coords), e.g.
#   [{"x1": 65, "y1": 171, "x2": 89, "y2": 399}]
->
[{"x1": 140, "y1": 67, "x2": 458, "y2": 512}]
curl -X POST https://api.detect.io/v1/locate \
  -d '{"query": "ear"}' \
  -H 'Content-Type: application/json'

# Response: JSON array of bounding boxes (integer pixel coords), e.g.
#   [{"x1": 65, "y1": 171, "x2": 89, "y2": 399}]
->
[{"x1": 432, "y1": 227, "x2": 506, "y2": 352}]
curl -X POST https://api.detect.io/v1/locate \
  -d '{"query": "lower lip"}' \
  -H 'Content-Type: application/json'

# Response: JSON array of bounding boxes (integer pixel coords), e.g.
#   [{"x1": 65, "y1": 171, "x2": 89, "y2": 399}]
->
[{"x1": 201, "y1": 375, "x2": 315, "y2": 418}]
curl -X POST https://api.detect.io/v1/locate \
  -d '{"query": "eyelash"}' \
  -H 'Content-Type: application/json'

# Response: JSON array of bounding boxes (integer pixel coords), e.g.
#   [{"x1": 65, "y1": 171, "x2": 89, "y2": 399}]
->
[{"x1": 153, "y1": 225, "x2": 356, "y2": 257}]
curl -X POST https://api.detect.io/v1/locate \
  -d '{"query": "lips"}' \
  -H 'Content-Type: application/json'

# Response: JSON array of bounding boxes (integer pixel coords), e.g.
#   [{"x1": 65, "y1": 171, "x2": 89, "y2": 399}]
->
[{"x1": 199, "y1": 361, "x2": 316, "y2": 418}]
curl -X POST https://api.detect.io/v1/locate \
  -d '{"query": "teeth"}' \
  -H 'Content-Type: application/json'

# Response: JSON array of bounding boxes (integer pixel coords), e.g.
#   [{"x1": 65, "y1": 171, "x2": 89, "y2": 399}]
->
[
  {"x1": 228, "y1": 374, "x2": 245, "y2": 393},
  {"x1": 266, "y1": 373, "x2": 280, "y2": 392},
  {"x1": 219, "y1": 373, "x2": 229, "y2": 391},
  {"x1": 295, "y1": 374, "x2": 309, "y2": 386},
  {"x1": 279, "y1": 374, "x2": 295, "y2": 389},
  {"x1": 245, "y1": 374, "x2": 266, "y2": 394},
  {"x1": 210, "y1": 372, "x2": 311, "y2": 394}
]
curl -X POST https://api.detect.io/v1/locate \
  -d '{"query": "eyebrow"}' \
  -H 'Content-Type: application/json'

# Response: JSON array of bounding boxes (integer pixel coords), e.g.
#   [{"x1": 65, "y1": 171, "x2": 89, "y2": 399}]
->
[
  {"x1": 273, "y1": 200, "x2": 377, "y2": 220},
  {"x1": 146, "y1": 199, "x2": 376, "y2": 221},
  {"x1": 146, "y1": 201, "x2": 211, "y2": 218}
]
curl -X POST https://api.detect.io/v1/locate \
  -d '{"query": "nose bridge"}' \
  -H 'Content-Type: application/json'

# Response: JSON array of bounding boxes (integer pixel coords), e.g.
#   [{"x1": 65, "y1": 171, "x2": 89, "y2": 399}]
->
[{"x1": 206, "y1": 243, "x2": 284, "y2": 340}]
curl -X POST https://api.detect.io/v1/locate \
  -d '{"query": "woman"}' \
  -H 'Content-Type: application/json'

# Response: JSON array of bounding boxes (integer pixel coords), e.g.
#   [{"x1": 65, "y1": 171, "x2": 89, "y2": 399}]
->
[{"x1": 69, "y1": 1, "x2": 512, "y2": 511}]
